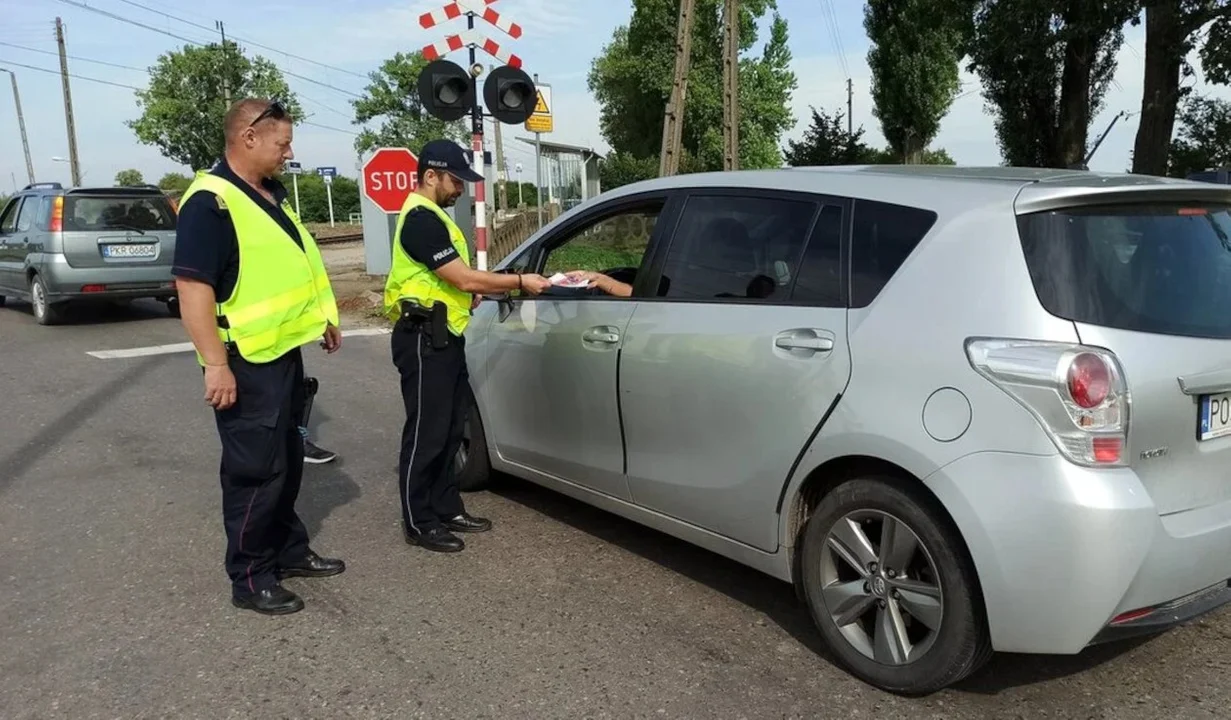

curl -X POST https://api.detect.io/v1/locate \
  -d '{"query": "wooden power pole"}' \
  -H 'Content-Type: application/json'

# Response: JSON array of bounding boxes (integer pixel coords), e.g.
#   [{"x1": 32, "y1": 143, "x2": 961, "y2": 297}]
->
[
  {"x1": 492, "y1": 116, "x2": 508, "y2": 216},
  {"x1": 216, "y1": 21, "x2": 231, "y2": 106},
  {"x1": 659, "y1": 0, "x2": 696, "y2": 177},
  {"x1": 722, "y1": 0, "x2": 739, "y2": 171},
  {"x1": 55, "y1": 18, "x2": 81, "y2": 187}
]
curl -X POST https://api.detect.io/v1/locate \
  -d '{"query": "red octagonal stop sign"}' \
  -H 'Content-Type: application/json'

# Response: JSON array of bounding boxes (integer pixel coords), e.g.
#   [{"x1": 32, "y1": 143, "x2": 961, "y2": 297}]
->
[{"x1": 362, "y1": 147, "x2": 419, "y2": 213}]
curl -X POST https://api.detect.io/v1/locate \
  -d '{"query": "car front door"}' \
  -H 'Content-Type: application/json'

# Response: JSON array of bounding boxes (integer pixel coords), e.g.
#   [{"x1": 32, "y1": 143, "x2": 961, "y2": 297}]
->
[
  {"x1": 480, "y1": 191, "x2": 681, "y2": 501},
  {"x1": 0, "y1": 195, "x2": 26, "y2": 292},
  {"x1": 619, "y1": 189, "x2": 852, "y2": 553}
]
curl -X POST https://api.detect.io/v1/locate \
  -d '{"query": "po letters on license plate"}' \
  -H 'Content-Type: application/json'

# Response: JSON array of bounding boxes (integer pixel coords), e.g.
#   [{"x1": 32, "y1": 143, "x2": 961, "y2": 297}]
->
[
  {"x1": 1199, "y1": 392, "x2": 1231, "y2": 441},
  {"x1": 103, "y1": 244, "x2": 155, "y2": 258}
]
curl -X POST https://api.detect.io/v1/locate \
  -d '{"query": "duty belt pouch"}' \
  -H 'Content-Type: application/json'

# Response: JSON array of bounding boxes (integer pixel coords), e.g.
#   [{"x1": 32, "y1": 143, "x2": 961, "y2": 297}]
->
[{"x1": 429, "y1": 302, "x2": 448, "y2": 350}]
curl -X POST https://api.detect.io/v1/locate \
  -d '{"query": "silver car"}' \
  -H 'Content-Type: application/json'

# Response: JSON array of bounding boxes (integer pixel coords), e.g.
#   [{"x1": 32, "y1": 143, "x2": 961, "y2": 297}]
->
[
  {"x1": 0, "y1": 182, "x2": 180, "y2": 325},
  {"x1": 452, "y1": 165, "x2": 1231, "y2": 695}
]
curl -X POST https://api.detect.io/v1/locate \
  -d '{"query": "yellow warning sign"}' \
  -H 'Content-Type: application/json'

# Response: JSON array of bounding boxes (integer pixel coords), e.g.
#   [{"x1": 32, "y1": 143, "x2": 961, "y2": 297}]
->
[{"x1": 525, "y1": 84, "x2": 553, "y2": 133}]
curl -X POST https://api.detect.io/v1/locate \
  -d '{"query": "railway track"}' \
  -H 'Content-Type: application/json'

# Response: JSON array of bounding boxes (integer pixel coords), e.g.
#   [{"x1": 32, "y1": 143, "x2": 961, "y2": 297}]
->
[{"x1": 316, "y1": 232, "x2": 363, "y2": 245}]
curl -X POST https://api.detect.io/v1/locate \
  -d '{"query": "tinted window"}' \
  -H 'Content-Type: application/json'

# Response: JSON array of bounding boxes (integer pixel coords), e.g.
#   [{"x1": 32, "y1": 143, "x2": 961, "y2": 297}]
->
[
  {"x1": 0, "y1": 197, "x2": 23, "y2": 234},
  {"x1": 14, "y1": 196, "x2": 39, "y2": 232},
  {"x1": 850, "y1": 200, "x2": 937, "y2": 307},
  {"x1": 790, "y1": 203, "x2": 844, "y2": 306},
  {"x1": 1019, "y1": 203, "x2": 1231, "y2": 339},
  {"x1": 62, "y1": 194, "x2": 176, "y2": 232},
  {"x1": 657, "y1": 194, "x2": 817, "y2": 301}
]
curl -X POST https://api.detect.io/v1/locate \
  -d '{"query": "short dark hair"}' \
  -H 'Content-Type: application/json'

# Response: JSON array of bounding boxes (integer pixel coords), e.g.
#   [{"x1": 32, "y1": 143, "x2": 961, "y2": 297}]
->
[{"x1": 223, "y1": 98, "x2": 291, "y2": 143}]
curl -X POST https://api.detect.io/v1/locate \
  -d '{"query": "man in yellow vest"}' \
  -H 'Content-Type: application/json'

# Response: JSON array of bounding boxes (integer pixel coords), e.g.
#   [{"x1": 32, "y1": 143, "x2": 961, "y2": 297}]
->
[
  {"x1": 385, "y1": 139, "x2": 551, "y2": 552},
  {"x1": 172, "y1": 98, "x2": 345, "y2": 615}
]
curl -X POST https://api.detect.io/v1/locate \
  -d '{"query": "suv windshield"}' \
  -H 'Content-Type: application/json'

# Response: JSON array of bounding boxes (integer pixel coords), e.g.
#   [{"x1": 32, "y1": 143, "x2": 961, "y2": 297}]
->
[
  {"x1": 1018, "y1": 203, "x2": 1231, "y2": 339},
  {"x1": 62, "y1": 194, "x2": 176, "y2": 233}
]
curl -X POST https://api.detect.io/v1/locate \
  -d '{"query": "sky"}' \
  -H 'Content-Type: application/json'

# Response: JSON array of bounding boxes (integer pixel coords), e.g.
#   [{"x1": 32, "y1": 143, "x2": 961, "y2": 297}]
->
[{"x1": 1, "y1": 0, "x2": 1229, "y2": 192}]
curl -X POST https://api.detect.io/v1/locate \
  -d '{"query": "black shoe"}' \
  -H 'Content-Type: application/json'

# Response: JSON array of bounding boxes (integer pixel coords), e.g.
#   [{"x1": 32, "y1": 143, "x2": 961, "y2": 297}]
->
[
  {"x1": 304, "y1": 439, "x2": 337, "y2": 465},
  {"x1": 277, "y1": 550, "x2": 346, "y2": 579},
  {"x1": 444, "y1": 512, "x2": 492, "y2": 533},
  {"x1": 404, "y1": 525, "x2": 465, "y2": 553},
  {"x1": 231, "y1": 585, "x2": 304, "y2": 615}
]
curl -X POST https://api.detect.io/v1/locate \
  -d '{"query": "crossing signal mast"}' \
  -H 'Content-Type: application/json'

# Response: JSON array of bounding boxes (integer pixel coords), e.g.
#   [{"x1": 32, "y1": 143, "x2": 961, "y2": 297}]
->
[{"x1": 418, "y1": 0, "x2": 537, "y2": 271}]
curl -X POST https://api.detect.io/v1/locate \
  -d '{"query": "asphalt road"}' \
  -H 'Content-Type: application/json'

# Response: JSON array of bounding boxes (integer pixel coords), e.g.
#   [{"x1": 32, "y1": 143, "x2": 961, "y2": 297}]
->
[{"x1": 2, "y1": 298, "x2": 1230, "y2": 720}]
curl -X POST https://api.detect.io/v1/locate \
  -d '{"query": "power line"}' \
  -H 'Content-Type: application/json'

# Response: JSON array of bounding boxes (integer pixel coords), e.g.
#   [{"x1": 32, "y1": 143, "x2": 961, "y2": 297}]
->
[
  {"x1": 0, "y1": 39, "x2": 149, "y2": 73},
  {"x1": 0, "y1": 57, "x2": 142, "y2": 90},
  {"x1": 52, "y1": 0, "x2": 364, "y2": 99}
]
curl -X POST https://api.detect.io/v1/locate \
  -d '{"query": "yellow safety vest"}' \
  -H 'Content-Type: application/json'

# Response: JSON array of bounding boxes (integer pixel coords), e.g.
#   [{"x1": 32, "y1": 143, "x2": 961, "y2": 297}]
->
[
  {"x1": 382, "y1": 192, "x2": 472, "y2": 336},
  {"x1": 179, "y1": 172, "x2": 339, "y2": 365}
]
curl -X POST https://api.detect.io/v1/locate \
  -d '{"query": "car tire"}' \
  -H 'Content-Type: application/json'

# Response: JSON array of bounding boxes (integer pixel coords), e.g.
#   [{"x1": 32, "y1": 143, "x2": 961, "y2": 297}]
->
[
  {"x1": 0, "y1": 294, "x2": 6, "y2": 307},
  {"x1": 454, "y1": 385, "x2": 493, "y2": 492},
  {"x1": 29, "y1": 274, "x2": 63, "y2": 326},
  {"x1": 799, "y1": 475, "x2": 992, "y2": 696},
  {"x1": 166, "y1": 296, "x2": 181, "y2": 319}
]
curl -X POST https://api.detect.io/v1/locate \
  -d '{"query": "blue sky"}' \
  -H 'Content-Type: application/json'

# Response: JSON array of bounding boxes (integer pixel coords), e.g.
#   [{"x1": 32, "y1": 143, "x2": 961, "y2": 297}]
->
[{"x1": 1, "y1": 0, "x2": 1228, "y2": 190}]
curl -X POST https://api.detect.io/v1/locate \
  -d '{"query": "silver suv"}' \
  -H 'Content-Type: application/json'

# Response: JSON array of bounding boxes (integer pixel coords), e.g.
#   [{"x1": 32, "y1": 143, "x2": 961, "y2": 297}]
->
[
  {"x1": 454, "y1": 165, "x2": 1231, "y2": 694},
  {"x1": 0, "y1": 182, "x2": 179, "y2": 325}
]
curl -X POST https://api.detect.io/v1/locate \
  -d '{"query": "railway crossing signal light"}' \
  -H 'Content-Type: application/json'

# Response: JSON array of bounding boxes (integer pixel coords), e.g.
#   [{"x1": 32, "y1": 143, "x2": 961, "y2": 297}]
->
[
  {"x1": 418, "y1": 59, "x2": 474, "y2": 122},
  {"x1": 483, "y1": 64, "x2": 536, "y2": 124}
]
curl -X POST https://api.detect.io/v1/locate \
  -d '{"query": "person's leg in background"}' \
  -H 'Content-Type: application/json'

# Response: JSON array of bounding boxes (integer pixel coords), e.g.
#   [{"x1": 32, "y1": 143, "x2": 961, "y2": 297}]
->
[{"x1": 300, "y1": 375, "x2": 338, "y2": 464}]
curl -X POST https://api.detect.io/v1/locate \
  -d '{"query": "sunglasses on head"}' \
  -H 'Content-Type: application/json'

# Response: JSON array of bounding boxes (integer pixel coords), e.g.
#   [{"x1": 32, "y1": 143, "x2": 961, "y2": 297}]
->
[{"x1": 248, "y1": 100, "x2": 288, "y2": 128}]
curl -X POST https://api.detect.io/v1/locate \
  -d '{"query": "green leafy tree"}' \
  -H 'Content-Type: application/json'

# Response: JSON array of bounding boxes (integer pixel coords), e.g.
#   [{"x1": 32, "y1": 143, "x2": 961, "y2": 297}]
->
[
  {"x1": 114, "y1": 169, "x2": 144, "y2": 186},
  {"x1": 351, "y1": 51, "x2": 467, "y2": 156},
  {"x1": 967, "y1": 0, "x2": 1139, "y2": 168},
  {"x1": 1168, "y1": 94, "x2": 1231, "y2": 177},
  {"x1": 128, "y1": 42, "x2": 301, "y2": 171},
  {"x1": 783, "y1": 107, "x2": 883, "y2": 166},
  {"x1": 865, "y1": 0, "x2": 970, "y2": 163},
  {"x1": 588, "y1": 0, "x2": 797, "y2": 172},
  {"x1": 157, "y1": 172, "x2": 192, "y2": 193},
  {"x1": 1132, "y1": 2, "x2": 1231, "y2": 176},
  {"x1": 276, "y1": 172, "x2": 361, "y2": 224}
]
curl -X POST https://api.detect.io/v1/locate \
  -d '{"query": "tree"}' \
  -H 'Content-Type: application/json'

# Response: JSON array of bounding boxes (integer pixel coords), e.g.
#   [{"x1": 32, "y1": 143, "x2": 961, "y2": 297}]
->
[
  {"x1": 587, "y1": 0, "x2": 797, "y2": 172},
  {"x1": 157, "y1": 172, "x2": 192, "y2": 193},
  {"x1": 1131, "y1": 2, "x2": 1231, "y2": 176},
  {"x1": 967, "y1": 1, "x2": 1139, "y2": 168},
  {"x1": 276, "y1": 172, "x2": 361, "y2": 224},
  {"x1": 128, "y1": 42, "x2": 301, "y2": 171},
  {"x1": 1168, "y1": 94, "x2": 1231, "y2": 176},
  {"x1": 864, "y1": 0, "x2": 970, "y2": 163},
  {"x1": 114, "y1": 169, "x2": 144, "y2": 186},
  {"x1": 351, "y1": 51, "x2": 467, "y2": 157},
  {"x1": 783, "y1": 107, "x2": 883, "y2": 166}
]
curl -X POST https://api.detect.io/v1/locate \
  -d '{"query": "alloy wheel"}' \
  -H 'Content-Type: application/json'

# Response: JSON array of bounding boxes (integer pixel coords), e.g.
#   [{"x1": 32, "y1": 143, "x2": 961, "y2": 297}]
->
[
  {"x1": 31, "y1": 279, "x2": 46, "y2": 319},
  {"x1": 819, "y1": 509, "x2": 944, "y2": 666}
]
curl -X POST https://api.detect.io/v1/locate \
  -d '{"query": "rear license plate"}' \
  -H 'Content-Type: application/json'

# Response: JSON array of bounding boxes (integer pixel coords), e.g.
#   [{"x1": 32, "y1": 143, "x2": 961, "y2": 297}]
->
[
  {"x1": 1199, "y1": 392, "x2": 1231, "y2": 441},
  {"x1": 102, "y1": 243, "x2": 156, "y2": 258}
]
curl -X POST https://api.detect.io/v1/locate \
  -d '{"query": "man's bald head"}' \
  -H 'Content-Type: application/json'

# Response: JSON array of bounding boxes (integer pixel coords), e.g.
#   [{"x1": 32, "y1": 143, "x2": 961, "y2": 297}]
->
[{"x1": 224, "y1": 98, "x2": 291, "y2": 145}]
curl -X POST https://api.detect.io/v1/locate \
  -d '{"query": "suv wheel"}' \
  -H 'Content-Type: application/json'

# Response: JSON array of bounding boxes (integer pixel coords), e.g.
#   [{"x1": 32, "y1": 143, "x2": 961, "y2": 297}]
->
[
  {"x1": 799, "y1": 476, "x2": 991, "y2": 695},
  {"x1": 454, "y1": 386, "x2": 492, "y2": 492},
  {"x1": 29, "y1": 275, "x2": 63, "y2": 326}
]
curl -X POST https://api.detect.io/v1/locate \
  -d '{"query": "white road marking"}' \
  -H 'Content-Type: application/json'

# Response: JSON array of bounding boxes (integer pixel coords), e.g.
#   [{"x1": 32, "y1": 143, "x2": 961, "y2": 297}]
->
[{"x1": 86, "y1": 327, "x2": 392, "y2": 360}]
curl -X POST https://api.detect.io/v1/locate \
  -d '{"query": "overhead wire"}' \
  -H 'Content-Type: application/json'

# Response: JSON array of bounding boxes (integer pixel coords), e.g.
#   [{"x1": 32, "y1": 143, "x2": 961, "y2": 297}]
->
[{"x1": 0, "y1": 57, "x2": 142, "y2": 90}]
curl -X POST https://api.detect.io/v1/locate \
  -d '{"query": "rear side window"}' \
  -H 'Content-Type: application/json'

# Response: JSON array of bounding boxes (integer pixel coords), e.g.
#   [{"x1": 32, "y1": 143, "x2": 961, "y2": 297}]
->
[
  {"x1": 1018, "y1": 203, "x2": 1231, "y2": 339},
  {"x1": 850, "y1": 200, "x2": 937, "y2": 307},
  {"x1": 789, "y1": 203, "x2": 844, "y2": 306},
  {"x1": 0, "y1": 197, "x2": 23, "y2": 233},
  {"x1": 62, "y1": 194, "x2": 177, "y2": 232},
  {"x1": 14, "y1": 196, "x2": 38, "y2": 232}
]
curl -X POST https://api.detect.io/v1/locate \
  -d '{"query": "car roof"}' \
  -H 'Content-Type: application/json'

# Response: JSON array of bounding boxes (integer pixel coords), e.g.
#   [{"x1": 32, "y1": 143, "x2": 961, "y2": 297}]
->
[
  {"x1": 599, "y1": 165, "x2": 1231, "y2": 217},
  {"x1": 16, "y1": 182, "x2": 166, "y2": 196}
]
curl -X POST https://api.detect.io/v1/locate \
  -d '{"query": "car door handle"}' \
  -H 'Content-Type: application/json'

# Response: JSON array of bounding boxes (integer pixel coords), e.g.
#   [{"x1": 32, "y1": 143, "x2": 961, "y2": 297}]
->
[
  {"x1": 582, "y1": 326, "x2": 621, "y2": 344},
  {"x1": 774, "y1": 331, "x2": 834, "y2": 352}
]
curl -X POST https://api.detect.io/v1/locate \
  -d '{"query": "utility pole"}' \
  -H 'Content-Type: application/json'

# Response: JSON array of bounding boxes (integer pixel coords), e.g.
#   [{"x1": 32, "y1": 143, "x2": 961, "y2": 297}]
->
[
  {"x1": 492, "y1": 116, "x2": 508, "y2": 217},
  {"x1": 847, "y1": 78, "x2": 853, "y2": 135},
  {"x1": 1, "y1": 69, "x2": 34, "y2": 185},
  {"x1": 722, "y1": 0, "x2": 739, "y2": 171},
  {"x1": 216, "y1": 21, "x2": 231, "y2": 106},
  {"x1": 55, "y1": 18, "x2": 82, "y2": 187},
  {"x1": 659, "y1": 0, "x2": 696, "y2": 177}
]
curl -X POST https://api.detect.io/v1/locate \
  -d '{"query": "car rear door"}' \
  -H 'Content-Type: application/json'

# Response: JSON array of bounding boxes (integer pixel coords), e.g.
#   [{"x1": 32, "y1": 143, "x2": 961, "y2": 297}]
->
[
  {"x1": 618, "y1": 189, "x2": 852, "y2": 553},
  {"x1": 59, "y1": 191, "x2": 176, "y2": 268},
  {"x1": 1016, "y1": 195, "x2": 1231, "y2": 515},
  {"x1": 480, "y1": 190, "x2": 683, "y2": 502}
]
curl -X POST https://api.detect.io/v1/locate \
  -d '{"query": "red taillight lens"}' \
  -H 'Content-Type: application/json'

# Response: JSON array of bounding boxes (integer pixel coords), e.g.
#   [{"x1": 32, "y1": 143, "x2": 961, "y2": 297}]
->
[
  {"x1": 1067, "y1": 352, "x2": 1110, "y2": 408},
  {"x1": 1092, "y1": 436, "x2": 1122, "y2": 464},
  {"x1": 50, "y1": 196, "x2": 63, "y2": 232},
  {"x1": 81, "y1": 284, "x2": 106, "y2": 293}
]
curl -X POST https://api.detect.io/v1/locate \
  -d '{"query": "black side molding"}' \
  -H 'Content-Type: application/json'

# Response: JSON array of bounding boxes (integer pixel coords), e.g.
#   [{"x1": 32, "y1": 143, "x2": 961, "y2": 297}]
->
[{"x1": 775, "y1": 393, "x2": 842, "y2": 514}]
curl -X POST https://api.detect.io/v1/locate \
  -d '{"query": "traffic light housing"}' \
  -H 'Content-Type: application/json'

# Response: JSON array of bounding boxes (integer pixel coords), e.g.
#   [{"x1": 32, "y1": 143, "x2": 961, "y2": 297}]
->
[
  {"x1": 483, "y1": 65, "x2": 537, "y2": 124},
  {"x1": 417, "y1": 59, "x2": 473, "y2": 122}
]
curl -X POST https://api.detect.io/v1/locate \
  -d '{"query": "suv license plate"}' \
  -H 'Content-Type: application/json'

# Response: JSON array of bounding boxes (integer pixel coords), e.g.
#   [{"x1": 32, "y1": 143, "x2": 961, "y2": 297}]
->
[
  {"x1": 103, "y1": 243, "x2": 156, "y2": 258},
  {"x1": 1199, "y1": 392, "x2": 1231, "y2": 441}
]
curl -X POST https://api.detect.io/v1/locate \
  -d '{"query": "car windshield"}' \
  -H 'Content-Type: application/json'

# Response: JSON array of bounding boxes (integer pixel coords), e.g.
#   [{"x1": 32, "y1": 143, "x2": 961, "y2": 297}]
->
[
  {"x1": 62, "y1": 194, "x2": 176, "y2": 232},
  {"x1": 1018, "y1": 202, "x2": 1231, "y2": 339}
]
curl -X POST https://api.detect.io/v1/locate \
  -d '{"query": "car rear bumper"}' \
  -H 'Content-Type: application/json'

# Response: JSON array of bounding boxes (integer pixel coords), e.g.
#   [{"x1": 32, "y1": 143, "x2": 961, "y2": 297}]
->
[
  {"x1": 37, "y1": 254, "x2": 176, "y2": 302},
  {"x1": 925, "y1": 451, "x2": 1231, "y2": 654}
]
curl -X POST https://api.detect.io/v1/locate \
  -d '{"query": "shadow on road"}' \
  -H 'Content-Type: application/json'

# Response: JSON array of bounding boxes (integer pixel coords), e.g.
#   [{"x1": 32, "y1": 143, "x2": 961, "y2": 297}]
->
[
  {"x1": 489, "y1": 474, "x2": 1160, "y2": 695},
  {"x1": 297, "y1": 404, "x2": 362, "y2": 538},
  {"x1": 5, "y1": 298, "x2": 173, "y2": 326}
]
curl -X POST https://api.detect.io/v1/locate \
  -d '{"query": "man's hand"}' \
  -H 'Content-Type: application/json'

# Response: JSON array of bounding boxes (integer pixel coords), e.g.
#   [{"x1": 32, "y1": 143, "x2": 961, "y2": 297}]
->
[
  {"x1": 519, "y1": 273, "x2": 552, "y2": 295},
  {"x1": 205, "y1": 363, "x2": 238, "y2": 410},
  {"x1": 322, "y1": 323, "x2": 342, "y2": 353}
]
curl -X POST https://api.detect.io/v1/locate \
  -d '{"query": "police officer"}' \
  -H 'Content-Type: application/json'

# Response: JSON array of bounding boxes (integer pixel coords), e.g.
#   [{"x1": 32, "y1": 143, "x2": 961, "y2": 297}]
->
[
  {"x1": 385, "y1": 139, "x2": 551, "y2": 552},
  {"x1": 173, "y1": 97, "x2": 345, "y2": 615}
]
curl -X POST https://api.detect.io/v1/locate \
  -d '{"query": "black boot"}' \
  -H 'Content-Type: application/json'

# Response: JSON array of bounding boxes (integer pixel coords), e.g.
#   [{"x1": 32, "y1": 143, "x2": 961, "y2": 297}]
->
[
  {"x1": 232, "y1": 585, "x2": 305, "y2": 615},
  {"x1": 405, "y1": 525, "x2": 465, "y2": 553}
]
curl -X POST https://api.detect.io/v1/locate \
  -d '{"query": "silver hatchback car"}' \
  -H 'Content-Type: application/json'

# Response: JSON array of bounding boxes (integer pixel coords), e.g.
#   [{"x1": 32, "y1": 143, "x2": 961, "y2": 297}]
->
[
  {"x1": 0, "y1": 182, "x2": 179, "y2": 324},
  {"x1": 452, "y1": 165, "x2": 1231, "y2": 694}
]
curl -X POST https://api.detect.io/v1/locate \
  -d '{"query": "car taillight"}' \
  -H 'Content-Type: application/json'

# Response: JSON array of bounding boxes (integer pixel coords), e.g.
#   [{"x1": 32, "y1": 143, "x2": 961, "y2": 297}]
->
[
  {"x1": 966, "y1": 339, "x2": 1130, "y2": 467},
  {"x1": 50, "y1": 196, "x2": 63, "y2": 232}
]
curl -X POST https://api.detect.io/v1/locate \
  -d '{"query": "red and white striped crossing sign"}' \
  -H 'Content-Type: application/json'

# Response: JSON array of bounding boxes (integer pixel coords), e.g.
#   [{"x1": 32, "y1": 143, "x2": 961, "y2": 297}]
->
[
  {"x1": 419, "y1": 0, "x2": 522, "y2": 38},
  {"x1": 418, "y1": 0, "x2": 524, "y2": 68},
  {"x1": 422, "y1": 29, "x2": 522, "y2": 68}
]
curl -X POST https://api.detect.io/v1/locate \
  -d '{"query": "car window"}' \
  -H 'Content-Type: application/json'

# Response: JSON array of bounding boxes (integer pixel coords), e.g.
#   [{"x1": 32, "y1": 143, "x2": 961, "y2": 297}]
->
[
  {"x1": 540, "y1": 205, "x2": 660, "y2": 279},
  {"x1": 0, "y1": 197, "x2": 24, "y2": 234},
  {"x1": 655, "y1": 194, "x2": 817, "y2": 302},
  {"x1": 789, "y1": 203, "x2": 845, "y2": 306},
  {"x1": 15, "y1": 195, "x2": 39, "y2": 233},
  {"x1": 62, "y1": 194, "x2": 177, "y2": 232},
  {"x1": 850, "y1": 199, "x2": 937, "y2": 308}
]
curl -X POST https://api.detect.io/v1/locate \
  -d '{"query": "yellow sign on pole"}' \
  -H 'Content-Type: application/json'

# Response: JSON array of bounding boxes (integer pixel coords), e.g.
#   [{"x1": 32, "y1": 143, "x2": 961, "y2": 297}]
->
[{"x1": 524, "y1": 84, "x2": 552, "y2": 133}]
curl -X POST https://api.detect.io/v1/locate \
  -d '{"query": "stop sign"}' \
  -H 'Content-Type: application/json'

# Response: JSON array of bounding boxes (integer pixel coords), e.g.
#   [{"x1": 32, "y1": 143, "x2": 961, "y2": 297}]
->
[{"x1": 362, "y1": 147, "x2": 419, "y2": 213}]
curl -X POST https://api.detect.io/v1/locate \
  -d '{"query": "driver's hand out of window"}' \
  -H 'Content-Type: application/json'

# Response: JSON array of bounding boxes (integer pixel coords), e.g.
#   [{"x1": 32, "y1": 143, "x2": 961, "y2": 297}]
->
[{"x1": 564, "y1": 270, "x2": 634, "y2": 298}]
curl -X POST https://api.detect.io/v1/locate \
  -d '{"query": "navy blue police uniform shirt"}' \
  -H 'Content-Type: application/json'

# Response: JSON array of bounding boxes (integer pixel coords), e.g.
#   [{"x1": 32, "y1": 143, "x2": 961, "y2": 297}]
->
[
  {"x1": 171, "y1": 158, "x2": 302, "y2": 303},
  {"x1": 398, "y1": 207, "x2": 459, "y2": 272}
]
